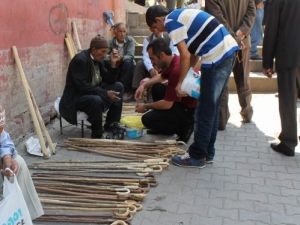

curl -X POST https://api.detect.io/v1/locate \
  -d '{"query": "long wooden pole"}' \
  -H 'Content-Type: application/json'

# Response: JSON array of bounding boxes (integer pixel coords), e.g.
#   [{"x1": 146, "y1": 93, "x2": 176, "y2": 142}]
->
[
  {"x1": 12, "y1": 46, "x2": 49, "y2": 159},
  {"x1": 29, "y1": 86, "x2": 56, "y2": 154},
  {"x1": 71, "y1": 21, "x2": 82, "y2": 51}
]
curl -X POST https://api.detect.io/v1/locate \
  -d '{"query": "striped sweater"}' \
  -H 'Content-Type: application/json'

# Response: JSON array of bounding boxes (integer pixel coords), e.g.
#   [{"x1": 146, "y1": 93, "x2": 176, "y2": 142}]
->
[{"x1": 165, "y1": 8, "x2": 239, "y2": 68}]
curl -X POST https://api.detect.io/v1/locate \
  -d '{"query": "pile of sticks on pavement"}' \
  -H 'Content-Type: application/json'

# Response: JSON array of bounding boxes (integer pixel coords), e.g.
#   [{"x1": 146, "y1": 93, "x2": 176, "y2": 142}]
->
[
  {"x1": 63, "y1": 138, "x2": 186, "y2": 160},
  {"x1": 121, "y1": 103, "x2": 140, "y2": 117},
  {"x1": 31, "y1": 158, "x2": 167, "y2": 225}
]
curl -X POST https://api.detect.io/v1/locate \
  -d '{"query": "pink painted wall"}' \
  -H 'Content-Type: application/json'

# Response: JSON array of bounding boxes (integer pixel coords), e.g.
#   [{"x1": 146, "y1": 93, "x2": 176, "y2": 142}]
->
[{"x1": 0, "y1": 0, "x2": 126, "y2": 140}]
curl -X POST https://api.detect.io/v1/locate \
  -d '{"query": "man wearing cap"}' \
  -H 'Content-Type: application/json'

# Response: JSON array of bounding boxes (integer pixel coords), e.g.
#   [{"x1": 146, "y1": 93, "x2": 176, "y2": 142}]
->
[{"x1": 60, "y1": 35, "x2": 124, "y2": 139}]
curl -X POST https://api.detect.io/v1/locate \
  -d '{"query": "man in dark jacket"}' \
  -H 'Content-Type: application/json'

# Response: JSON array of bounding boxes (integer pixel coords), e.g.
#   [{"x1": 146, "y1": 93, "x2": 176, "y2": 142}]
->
[
  {"x1": 205, "y1": 0, "x2": 256, "y2": 130},
  {"x1": 59, "y1": 35, "x2": 124, "y2": 138},
  {"x1": 263, "y1": 0, "x2": 300, "y2": 157}
]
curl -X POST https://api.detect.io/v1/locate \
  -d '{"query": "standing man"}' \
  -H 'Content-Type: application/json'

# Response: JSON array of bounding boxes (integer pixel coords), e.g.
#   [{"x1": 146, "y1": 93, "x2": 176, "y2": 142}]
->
[
  {"x1": 60, "y1": 35, "x2": 124, "y2": 139},
  {"x1": 135, "y1": 38, "x2": 196, "y2": 143},
  {"x1": 263, "y1": 0, "x2": 300, "y2": 157},
  {"x1": 205, "y1": 0, "x2": 256, "y2": 130},
  {"x1": 146, "y1": 6, "x2": 238, "y2": 167}
]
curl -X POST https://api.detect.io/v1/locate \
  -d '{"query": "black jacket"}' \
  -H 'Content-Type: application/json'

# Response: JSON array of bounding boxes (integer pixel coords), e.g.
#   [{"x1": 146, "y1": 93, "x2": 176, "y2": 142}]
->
[
  {"x1": 263, "y1": 0, "x2": 300, "y2": 70},
  {"x1": 59, "y1": 49, "x2": 119, "y2": 124}
]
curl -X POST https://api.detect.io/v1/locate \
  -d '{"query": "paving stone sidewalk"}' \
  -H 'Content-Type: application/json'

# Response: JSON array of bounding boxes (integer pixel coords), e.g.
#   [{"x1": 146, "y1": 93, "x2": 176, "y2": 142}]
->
[{"x1": 18, "y1": 94, "x2": 300, "y2": 225}]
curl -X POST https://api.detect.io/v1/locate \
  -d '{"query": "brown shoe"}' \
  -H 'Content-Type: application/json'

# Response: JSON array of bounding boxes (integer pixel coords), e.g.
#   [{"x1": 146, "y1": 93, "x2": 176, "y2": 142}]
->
[{"x1": 241, "y1": 107, "x2": 253, "y2": 123}]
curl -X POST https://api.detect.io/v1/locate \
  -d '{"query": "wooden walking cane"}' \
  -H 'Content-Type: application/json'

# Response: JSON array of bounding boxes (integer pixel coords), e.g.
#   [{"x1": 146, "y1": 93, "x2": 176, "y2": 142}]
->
[
  {"x1": 12, "y1": 46, "x2": 50, "y2": 158},
  {"x1": 71, "y1": 21, "x2": 82, "y2": 51},
  {"x1": 29, "y1": 91, "x2": 56, "y2": 154},
  {"x1": 65, "y1": 33, "x2": 77, "y2": 59}
]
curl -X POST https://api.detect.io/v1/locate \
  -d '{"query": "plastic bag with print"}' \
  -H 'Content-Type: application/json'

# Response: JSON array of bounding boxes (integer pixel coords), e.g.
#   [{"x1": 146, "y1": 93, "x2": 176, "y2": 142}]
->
[
  {"x1": 0, "y1": 173, "x2": 33, "y2": 225},
  {"x1": 181, "y1": 67, "x2": 201, "y2": 99}
]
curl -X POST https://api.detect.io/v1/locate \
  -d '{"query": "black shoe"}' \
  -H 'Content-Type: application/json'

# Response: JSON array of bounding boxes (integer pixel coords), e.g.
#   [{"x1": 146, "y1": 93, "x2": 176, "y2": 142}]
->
[
  {"x1": 250, "y1": 55, "x2": 262, "y2": 60},
  {"x1": 270, "y1": 143, "x2": 295, "y2": 157},
  {"x1": 91, "y1": 131, "x2": 103, "y2": 139},
  {"x1": 218, "y1": 124, "x2": 226, "y2": 131},
  {"x1": 146, "y1": 129, "x2": 161, "y2": 135},
  {"x1": 104, "y1": 122, "x2": 126, "y2": 139}
]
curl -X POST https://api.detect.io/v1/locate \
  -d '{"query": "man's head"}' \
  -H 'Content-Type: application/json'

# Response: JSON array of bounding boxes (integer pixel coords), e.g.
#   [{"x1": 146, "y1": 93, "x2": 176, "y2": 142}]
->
[
  {"x1": 146, "y1": 5, "x2": 169, "y2": 32},
  {"x1": 89, "y1": 35, "x2": 108, "y2": 62},
  {"x1": 0, "y1": 104, "x2": 5, "y2": 133},
  {"x1": 150, "y1": 26, "x2": 163, "y2": 38},
  {"x1": 113, "y1": 22, "x2": 127, "y2": 43},
  {"x1": 147, "y1": 38, "x2": 172, "y2": 70}
]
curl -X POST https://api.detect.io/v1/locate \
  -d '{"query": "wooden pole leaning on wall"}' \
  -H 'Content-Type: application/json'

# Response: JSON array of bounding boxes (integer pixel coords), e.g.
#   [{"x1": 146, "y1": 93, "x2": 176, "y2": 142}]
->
[
  {"x1": 65, "y1": 33, "x2": 77, "y2": 59},
  {"x1": 71, "y1": 21, "x2": 82, "y2": 51},
  {"x1": 29, "y1": 91, "x2": 56, "y2": 155},
  {"x1": 12, "y1": 46, "x2": 51, "y2": 159}
]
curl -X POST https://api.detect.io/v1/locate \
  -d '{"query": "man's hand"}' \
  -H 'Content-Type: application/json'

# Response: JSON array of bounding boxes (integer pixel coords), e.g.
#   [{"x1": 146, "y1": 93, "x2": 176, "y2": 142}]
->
[
  {"x1": 107, "y1": 90, "x2": 121, "y2": 102},
  {"x1": 235, "y1": 29, "x2": 246, "y2": 49},
  {"x1": 135, "y1": 103, "x2": 147, "y2": 113},
  {"x1": 1, "y1": 155, "x2": 18, "y2": 177},
  {"x1": 110, "y1": 49, "x2": 122, "y2": 68},
  {"x1": 149, "y1": 68, "x2": 159, "y2": 78},
  {"x1": 135, "y1": 85, "x2": 145, "y2": 100},
  {"x1": 175, "y1": 82, "x2": 188, "y2": 97},
  {"x1": 263, "y1": 68, "x2": 274, "y2": 78}
]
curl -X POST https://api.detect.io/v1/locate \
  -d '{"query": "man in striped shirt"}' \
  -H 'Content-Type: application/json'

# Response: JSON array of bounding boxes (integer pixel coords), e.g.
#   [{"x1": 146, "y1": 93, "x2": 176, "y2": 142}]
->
[{"x1": 146, "y1": 5, "x2": 238, "y2": 168}]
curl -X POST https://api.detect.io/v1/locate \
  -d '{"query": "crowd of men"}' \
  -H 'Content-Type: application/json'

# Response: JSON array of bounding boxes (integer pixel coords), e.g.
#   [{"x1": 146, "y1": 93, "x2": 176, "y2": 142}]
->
[{"x1": 58, "y1": 0, "x2": 300, "y2": 163}]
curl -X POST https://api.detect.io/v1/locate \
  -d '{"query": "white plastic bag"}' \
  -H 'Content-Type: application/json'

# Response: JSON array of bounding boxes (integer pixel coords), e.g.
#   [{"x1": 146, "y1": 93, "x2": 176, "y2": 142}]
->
[
  {"x1": 0, "y1": 175, "x2": 33, "y2": 225},
  {"x1": 25, "y1": 136, "x2": 44, "y2": 157},
  {"x1": 181, "y1": 67, "x2": 201, "y2": 99}
]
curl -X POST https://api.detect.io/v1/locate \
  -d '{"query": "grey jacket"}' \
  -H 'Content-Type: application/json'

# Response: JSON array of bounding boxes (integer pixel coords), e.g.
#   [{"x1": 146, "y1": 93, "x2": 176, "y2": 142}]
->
[
  {"x1": 205, "y1": 0, "x2": 256, "y2": 48},
  {"x1": 108, "y1": 35, "x2": 136, "y2": 62}
]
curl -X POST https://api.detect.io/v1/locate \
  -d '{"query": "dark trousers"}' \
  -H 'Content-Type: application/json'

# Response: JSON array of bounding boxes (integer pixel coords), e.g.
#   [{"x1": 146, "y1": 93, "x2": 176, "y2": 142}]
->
[
  {"x1": 142, "y1": 83, "x2": 195, "y2": 137},
  {"x1": 189, "y1": 56, "x2": 234, "y2": 159},
  {"x1": 132, "y1": 60, "x2": 150, "y2": 89},
  {"x1": 118, "y1": 59, "x2": 135, "y2": 92},
  {"x1": 277, "y1": 67, "x2": 300, "y2": 150},
  {"x1": 75, "y1": 82, "x2": 123, "y2": 134},
  {"x1": 219, "y1": 49, "x2": 253, "y2": 129}
]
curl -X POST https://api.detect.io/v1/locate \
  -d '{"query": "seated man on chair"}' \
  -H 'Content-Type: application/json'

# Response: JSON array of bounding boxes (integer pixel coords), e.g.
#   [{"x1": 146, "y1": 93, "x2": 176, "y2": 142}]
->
[
  {"x1": 60, "y1": 35, "x2": 124, "y2": 139},
  {"x1": 135, "y1": 38, "x2": 197, "y2": 143}
]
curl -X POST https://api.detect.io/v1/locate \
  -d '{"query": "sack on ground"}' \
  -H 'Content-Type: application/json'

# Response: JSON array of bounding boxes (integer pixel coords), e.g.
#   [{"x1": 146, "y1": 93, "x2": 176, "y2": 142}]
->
[
  {"x1": 0, "y1": 176, "x2": 33, "y2": 225},
  {"x1": 181, "y1": 67, "x2": 201, "y2": 99}
]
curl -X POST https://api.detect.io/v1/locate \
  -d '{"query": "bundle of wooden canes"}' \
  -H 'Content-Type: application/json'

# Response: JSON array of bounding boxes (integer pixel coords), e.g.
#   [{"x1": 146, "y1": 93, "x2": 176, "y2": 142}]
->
[
  {"x1": 63, "y1": 138, "x2": 186, "y2": 160},
  {"x1": 32, "y1": 170, "x2": 156, "y2": 224},
  {"x1": 30, "y1": 158, "x2": 169, "y2": 176}
]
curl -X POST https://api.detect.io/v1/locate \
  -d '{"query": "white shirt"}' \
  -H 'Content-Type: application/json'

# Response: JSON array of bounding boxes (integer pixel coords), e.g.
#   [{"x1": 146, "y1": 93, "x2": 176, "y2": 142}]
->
[{"x1": 142, "y1": 34, "x2": 179, "y2": 72}]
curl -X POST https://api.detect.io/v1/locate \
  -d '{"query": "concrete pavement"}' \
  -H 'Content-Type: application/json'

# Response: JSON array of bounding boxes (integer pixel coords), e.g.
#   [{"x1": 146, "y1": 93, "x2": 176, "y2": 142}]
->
[
  {"x1": 17, "y1": 93, "x2": 300, "y2": 225},
  {"x1": 131, "y1": 93, "x2": 300, "y2": 225}
]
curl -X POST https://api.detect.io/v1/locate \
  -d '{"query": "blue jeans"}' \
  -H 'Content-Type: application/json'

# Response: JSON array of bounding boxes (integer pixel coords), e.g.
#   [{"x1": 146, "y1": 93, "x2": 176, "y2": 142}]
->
[
  {"x1": 188, "y1": 56, "x2": 234, "y2": 160},
  {"x1": 250, "y1": 8, "x2": 264, "y2": 57}
]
